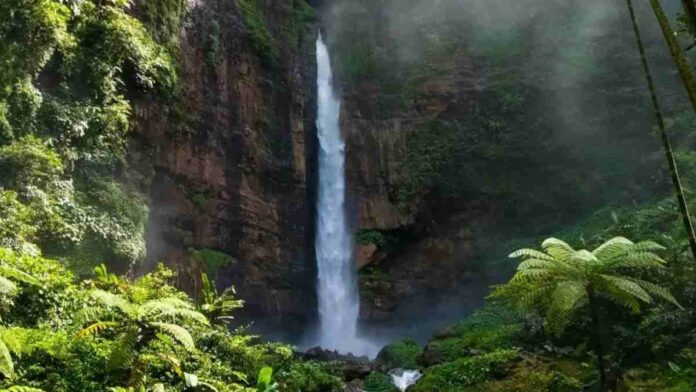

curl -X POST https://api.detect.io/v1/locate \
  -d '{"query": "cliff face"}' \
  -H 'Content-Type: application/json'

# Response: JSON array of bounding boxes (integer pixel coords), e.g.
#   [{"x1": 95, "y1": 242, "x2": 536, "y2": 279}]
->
[
  {"x1": 134, "y1": 0, "x2": 319, "y2": 330},
  {"x1": 342, "y1": 53, "x2": 500, "y2": 320}
]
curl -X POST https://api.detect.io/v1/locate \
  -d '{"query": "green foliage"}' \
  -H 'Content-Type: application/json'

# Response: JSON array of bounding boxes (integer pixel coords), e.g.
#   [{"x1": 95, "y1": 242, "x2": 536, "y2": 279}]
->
[
  {"x1": 238, "y1": 0, "x2": 274, "y2": 62},
  {"x1": 0, "y1": 0, "x2": 177, "y2": 266},
  {"x1": 191, "y1": 248, "x2": 235, "y2": 274},
  {"x1": 375, "y1": 339, "x2": 422, "y2": 369},
  {"x1": 356, "y1": 230, "x2": 387, "y2": 247},
  {"x1": 277, "y1": 361, "x2": 343, "y2": 392},
  {"x1": 199, "y1": 273, "x2": 243, "y2": 326},
  {"x1": 0, "y1": 249, "x2": 317, "y2": 391},
  {"x1": 412, "y1": 349, "x2": 519, "y2": 392},
  {"x1": 506, "y1": 237, "x2": 681, "y2": 335},
  {"x1": 364, "y1": 372, "x2": 398, "y2": 392}
]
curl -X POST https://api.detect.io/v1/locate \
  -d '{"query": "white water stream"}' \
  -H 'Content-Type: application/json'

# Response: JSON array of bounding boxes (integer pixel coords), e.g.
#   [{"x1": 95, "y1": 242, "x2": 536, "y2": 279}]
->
[
  {"x1": 314, "y1": 33, "x2": 376, "y2": 357},
  {"x1": 389, "y1": 369, "x2": 423, "y2": 391}
]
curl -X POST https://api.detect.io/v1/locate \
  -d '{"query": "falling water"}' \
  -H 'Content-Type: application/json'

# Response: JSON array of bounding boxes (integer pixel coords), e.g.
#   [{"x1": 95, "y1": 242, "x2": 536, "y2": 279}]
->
[
  {"x1": 314, "y1": 33, "x2": 375, "y2": 357},
  {"x1": 389, "y1": 369, "x2": 423, "y2": 392}
]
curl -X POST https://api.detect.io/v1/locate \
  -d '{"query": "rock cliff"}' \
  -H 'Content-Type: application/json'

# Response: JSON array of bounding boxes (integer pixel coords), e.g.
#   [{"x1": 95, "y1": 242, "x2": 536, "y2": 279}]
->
[{"x1": 133, "y1": 0, "x2": 319, "y2": 332}]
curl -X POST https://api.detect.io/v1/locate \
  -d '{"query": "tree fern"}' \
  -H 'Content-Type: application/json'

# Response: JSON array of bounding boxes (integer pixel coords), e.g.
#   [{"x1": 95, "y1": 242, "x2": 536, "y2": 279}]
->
[{"x1": 508, "y1": 236, "x2": 682, "y2": 390}]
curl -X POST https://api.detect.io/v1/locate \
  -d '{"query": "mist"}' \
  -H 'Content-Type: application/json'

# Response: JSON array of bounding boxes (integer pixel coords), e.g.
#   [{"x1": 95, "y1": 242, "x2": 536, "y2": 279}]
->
[{"x1": 321, "y1": 0, "x2": 692, "y2": 343}]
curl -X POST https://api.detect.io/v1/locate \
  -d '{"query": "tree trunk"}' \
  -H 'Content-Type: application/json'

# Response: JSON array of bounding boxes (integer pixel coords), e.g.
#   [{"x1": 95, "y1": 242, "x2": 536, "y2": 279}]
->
[
  {"x1": 650, "y1": 0, "x2": 696, "y2": 113},
  {"x1": 587, "y1": 286, "x2": 608, "y2": 391},
  {"x1": 627, "y1": 0, "x2": 696, "y2": 259},
  {"x1": 682, "y1": 0, "x2": 696, "y2": 36}
]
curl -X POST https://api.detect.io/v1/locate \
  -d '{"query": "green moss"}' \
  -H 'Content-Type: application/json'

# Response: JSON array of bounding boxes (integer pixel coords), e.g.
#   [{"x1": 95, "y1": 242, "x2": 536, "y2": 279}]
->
[
  {"x1": 138, "y1": 0, "x2": 186, "y2": 48},
  {"x1": 364, "y1": 372, "x2": 398, "y2": 392},
  {"x1": 239, "y1": 0, "x2": 274, "y2": 62},
  {"x1": 191, "y1": 248, "x2": 235, "y2": 273},
  {"x1": 376, "y1": 339, "x2": 423, "y2": 369},
  {"x1": 356, "y1": 230, "x2": 387, "y2": 247},
  {"x1": 412, "y1": 349, "x2": 520, "y2": 392}
]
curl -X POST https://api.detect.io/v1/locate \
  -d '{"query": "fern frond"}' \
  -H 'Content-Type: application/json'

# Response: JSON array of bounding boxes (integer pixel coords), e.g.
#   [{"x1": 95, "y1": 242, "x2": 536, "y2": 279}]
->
[
  {"x1": 541, "y1": 238, "x2": 574, "y2": 260},
  {"x1": 631, "y1": 240, "x2": 666, "y2": 252},
  {"x1": 600, "y1": 275, "x2": 652, "y2": 306},
  {"x1": 0, "y1": 387, "x2": 45, "y2": 392},
  {"x1": 518, "y1": 285, "x2": 553, "y2": 309},
  {"x1": 510, "y1": 269, "x2": 554, "y2": 283},
  {"x1": 143, "y1": 300, "x2": 209, "y2": 326},
  {"x1": 90, "y1": 290, "x2": 133, "y2": 316},
  {"x1": 592, "y1": 237, "x2": 634, "y2": 260},
  {"x1": 545, "y1": 280, "x2": 585, "y2": 335},
  {"x1": 74, "y1": 306, "x2": 110, "y2": 326},
  {"x1": 0, "y1": 338, "x2": 14, "y2": 379},
  {"x1": 108, "y1": 329, "x2": 138, "y2": 370},
  {"x1": 605, "y1": 251, "x2": 667, "y2": 271},
  {"x1": 152, "y1": 322, "x2": 195, "y2": 349},
  {"x1": 570, "y1": 250, "x2": 598, "y2": 265},
  {"x1": 596, "y1": 278, "x2": 642, "y2": 313},
  {"x1": 628, "y1": 278, "x2": 683, "y2": 310},
  {"x1": 517, "y1": 259, "x2": 563, "y2": 271},
  {"x1": 509, "y1": 248, "x2": 555, "y2": 261},
  {"x1": 0, "y1": 265, "x2": 39, "y2": 286},
  {"x1": 78, "y1": 321, "x2": 119, "y2": 338}
]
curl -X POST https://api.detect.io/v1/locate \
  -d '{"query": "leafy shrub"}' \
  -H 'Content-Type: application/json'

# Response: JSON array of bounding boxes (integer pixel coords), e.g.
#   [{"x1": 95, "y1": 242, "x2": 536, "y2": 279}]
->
[
  {"x1": 364, "y1": 371, "x2": 398, "y2": 392},
  {"x1": 412, "y1": 349, "x2": 519, "y2": 392},
  {"x1": 277, "y1": 361, "x2": 343, "y2": 392},
  {"x1": 376, "y1": 339, "x2": 422, "y2": 370}
]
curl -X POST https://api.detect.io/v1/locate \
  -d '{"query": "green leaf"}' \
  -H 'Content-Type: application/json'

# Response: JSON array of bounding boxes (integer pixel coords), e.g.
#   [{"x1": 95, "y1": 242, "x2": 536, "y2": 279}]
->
[
  {"x1": 257, "y1": 366, "x2": 273, "y2": 388},
  {"x1": 0, "y1": 338, "x2": 14, "y2": 379}
]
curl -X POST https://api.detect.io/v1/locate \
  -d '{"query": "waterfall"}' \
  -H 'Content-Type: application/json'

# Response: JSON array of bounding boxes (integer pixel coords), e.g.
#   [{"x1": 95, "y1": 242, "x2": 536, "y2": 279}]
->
[
  {"x1": 314, "y1": 33, "x2": 375, "y2": 357},
  {"x1": 389, "y1": 369, "x2": 423, "y2": 392}
]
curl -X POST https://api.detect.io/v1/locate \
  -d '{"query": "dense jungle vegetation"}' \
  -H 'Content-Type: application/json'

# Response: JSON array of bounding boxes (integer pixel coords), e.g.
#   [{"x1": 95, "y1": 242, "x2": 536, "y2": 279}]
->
[{"x1": 2, "y1": 0, "x2": 696, "y2": 391}]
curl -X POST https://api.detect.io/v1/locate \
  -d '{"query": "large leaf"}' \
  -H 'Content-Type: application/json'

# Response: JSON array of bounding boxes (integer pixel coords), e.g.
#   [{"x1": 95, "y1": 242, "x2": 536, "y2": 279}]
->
[
  {"x1": 541, "y1": 238, "x2": 574, "y2": 261},
  {"x1": 592, "y1": 237, "x2": 634, "y2": 260},
  {"x1": 152, "y1": 322, "x2": 195, "y2": 349},
  {"x1": 257, "y1": 366, "x2": 273, "y2": 388},
  {"x1": 0, "y1": 338, "x2": 13, "y2": 379}
]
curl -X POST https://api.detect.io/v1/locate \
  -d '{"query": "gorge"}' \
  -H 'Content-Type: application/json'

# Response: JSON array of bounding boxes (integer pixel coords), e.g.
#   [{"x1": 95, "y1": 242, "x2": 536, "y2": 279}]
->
[{"x1": 1, "y1": 0, "x2": 696, "y2": 390}]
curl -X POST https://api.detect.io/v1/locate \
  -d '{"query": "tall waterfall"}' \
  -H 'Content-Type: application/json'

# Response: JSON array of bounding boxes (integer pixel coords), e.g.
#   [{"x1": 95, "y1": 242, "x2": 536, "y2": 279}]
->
[{"x1": 314, "y1": 33, "x2": 375, "y2": 357}]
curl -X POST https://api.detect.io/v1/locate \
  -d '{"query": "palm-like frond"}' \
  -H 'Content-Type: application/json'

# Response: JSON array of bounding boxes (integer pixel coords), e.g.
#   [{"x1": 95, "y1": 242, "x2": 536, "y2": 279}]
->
[
  {"x1": 90, "y1": 290, "x2": 134, "y2": 316},
  {"x1": 0, "y1": 337, "x2": 13, "y2": 379},
  {"x1": 78, "y1": 321, "x2": 120, "y2": 338},
  {"x1": 545, "y1": 280, "x2": 586, "y2": 334},
  {"x1": 0, "y1": 387, "x2": 45, "y2": 392},
  {"x1": 151, "y1": 322, "x2": 195, "y2": 349},
  {"x1": 592, "y1": 237, "x2": 634, "y2": 260},
  {"x1": 604, "y1": 251, "x2": 667, "y2": 271},
  {"x1": 600, "y1": 275, "x2": 652, "y2": 307},
  {"x1": 74, "y1": 306, "x2": 110, "y2": 326},
  {"x1": 627, "y1": 277, "x2": 683, "y2": 309},
  {"x1": 142, "y1": 298, "x2": 209, "y2": 326},
  {"x1": 108, "y1": 329, "x2": 138, "y2": 370},
  {"x1": 0, "y1": 265, "x2": 39, "y2": 287},
  {"x1": 509, "y1": 248, "x2": 555, "y2": 261},
  {"x1": 541, "y1": 238, "x2": 574, "y2": 260}
]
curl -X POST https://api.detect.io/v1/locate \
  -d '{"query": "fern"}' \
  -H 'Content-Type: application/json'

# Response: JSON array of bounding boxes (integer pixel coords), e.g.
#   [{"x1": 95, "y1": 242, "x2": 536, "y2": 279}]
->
[
  {"x1": 0, "y1": 337, "x2": 13, "y2": 378},
  {"x1": 508, "y1": 236, "x2": 681, "y2": 333},
  {"x1": 152, "y1": 322, "x2": 195, "y2": 349}
]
